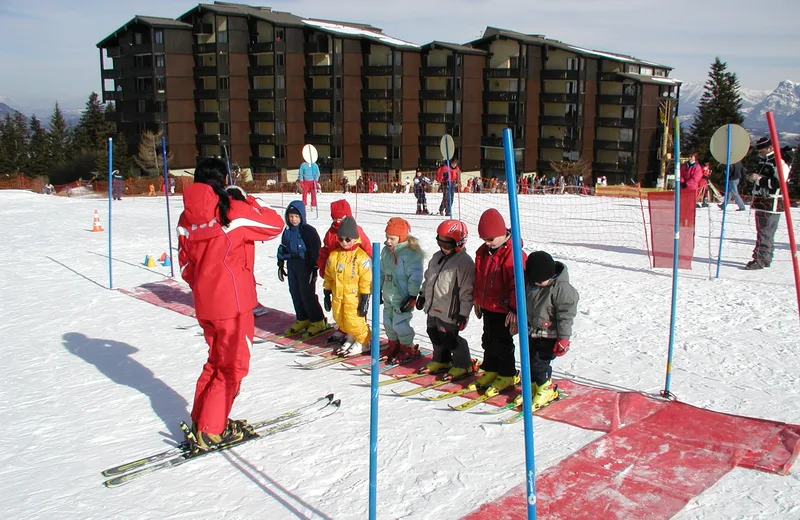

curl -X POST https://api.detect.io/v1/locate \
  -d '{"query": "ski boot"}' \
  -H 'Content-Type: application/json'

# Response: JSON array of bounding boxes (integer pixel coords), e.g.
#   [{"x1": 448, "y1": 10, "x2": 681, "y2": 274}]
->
[
  {"x1": 391, "y1": 343, "x2": 419, "y2": 363},
  {"x1": 327, "y1": 329, "x2": 347, "y2": 344},
  {"x1": 532, "y1": 380, "x2": 559, "y2": 408},
  {"x1": 424, "y1": 360, "x2": 452, "y2": 374},
  {"x1": 381, "y1": 340, "x2": 401, "y2": 361},
  {"x1": 304, "y1": 319, "x2": 328, "y2": 338},
  {"x1": 188, "y1": 420, "x2": 247, "y2": 453},
  {"x1": 468, "y1": 371, "x2": 497, "y2": 391},
  {"x1": 443, "y1": 364, "x2": 474, "y2": 380},
  {"x1": 284, "y1": 319, "x2": 310, "y2": 336},
  {"x1": 484, "y1": 373, "x2": 521, "y2": 398}
]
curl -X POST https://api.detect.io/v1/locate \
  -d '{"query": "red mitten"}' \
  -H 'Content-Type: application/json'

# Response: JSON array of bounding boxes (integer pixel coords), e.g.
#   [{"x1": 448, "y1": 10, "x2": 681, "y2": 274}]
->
[{"x1": 553, "y1": 339, "x2": 570, "y2": 357}]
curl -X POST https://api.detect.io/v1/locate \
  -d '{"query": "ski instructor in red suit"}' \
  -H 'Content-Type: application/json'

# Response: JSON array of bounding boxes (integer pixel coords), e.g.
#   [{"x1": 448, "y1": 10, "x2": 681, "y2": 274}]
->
[{"x1": 177, "y1": 158, "x2": 284, "y2": 451}]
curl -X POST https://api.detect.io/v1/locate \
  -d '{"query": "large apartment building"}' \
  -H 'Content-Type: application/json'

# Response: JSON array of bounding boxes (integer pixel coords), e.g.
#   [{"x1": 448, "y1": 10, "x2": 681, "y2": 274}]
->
[{"x1": 97, "y1": 3, "x2": 679, "y2": 186}]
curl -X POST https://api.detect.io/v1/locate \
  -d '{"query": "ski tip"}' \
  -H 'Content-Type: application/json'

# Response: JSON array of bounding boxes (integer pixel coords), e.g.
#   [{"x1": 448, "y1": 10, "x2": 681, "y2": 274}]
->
[
  {"x1": 324, "y1": 393, "x2": 335, "y2": 401},
  {"x1": 331, "y1": 399, "x2": 342, "y2": 407}
]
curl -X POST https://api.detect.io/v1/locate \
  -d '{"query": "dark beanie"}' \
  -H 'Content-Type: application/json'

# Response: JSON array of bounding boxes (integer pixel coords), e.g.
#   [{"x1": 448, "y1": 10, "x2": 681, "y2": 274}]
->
[
  {"x1": 526, "y1": 251, "x2": 555, "y2": 284},
  {"x1": 337, "y1": 216, "x2": 359, "y2": 240},
  {"x1": 755, "y1": 136, "x2": 771, "y2": 150}
]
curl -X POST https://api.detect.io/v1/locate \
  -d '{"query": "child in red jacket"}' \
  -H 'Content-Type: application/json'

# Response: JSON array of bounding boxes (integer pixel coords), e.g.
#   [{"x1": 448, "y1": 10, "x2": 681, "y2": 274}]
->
[
  {"x1": 178, "y1": 158, "x2": 283, "y2": 451},
  {"x1": 470, "y1": 208, "x2": 526, "y2": 397},
  {"x1": 318, "y1": 199, "x2": 372, "y2": 341}
]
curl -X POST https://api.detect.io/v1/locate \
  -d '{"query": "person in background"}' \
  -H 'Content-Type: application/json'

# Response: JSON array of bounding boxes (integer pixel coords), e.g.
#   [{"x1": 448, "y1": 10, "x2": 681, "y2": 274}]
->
[
  {"x1": 436, "y1": 159, "x2": 460, "y2": 216},
  {"x1": 178, "y1": 158, "x2": 283, "y2": 451},
  {"x1": 111, "y1": 170, "x2": 124, "y2": 201},
  {"x1": 298, "y1": 159, "x2": 320, "y2": 209},
  {"x1": 680, "y1": 152, "x2": 703, "y2": 197},
  {"x1": 746, "y1": 137, "x2": 792, "y2": 270},
  {"x1": 413, "y1": 169, "x2": 432, "y2": 215},
  {"x1": 719, "y1": 161, "x2": 747, "y2": 211}
]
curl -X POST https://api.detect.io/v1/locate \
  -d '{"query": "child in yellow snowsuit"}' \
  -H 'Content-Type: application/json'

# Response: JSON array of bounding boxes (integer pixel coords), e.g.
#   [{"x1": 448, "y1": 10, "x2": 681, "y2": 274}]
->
[{"x1": 323, "y1": 216, "x2": 372, "y2": 356}]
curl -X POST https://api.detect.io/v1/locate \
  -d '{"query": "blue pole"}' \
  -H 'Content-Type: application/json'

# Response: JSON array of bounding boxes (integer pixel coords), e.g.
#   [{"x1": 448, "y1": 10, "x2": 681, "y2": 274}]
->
[
  {"x1": 502, "y1": 128, "x2": 536, "y2": 519},
  {"x1": 107, "y1": 137, "x2": 113, "y2": 290},
  {"x1": 368, "y1": 242, "x2": 381, "y2": 520},
  {"x1": 162, "y1": 136, "x2": 175, "y2": 278},
  {"x1": 715, "y1": 124, "x2": 733, "y2": 279},
  {"x1": 663, "y1": 117, "x2": 681, "y2": 398}
]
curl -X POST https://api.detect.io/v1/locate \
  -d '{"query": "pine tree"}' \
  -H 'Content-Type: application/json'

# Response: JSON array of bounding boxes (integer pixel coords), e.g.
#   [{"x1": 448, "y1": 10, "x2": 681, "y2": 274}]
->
[
  {"x1": 72, "y1": 92, "x2": 110, "y2": 156},
  {"x1": 0, "y1": 112, "x2": 31, "y2": 173},
  {"x1": 48, "y1": 103, "x2": 70, "y2": 168},
  {"x1": 95, "y1": 104, "x2": 133, "y2": 176},
  {"x1": 133, "y1": 130, "x2": 173, "y2": 176},
  {"x1": 27, "y1": 116, "x2": 50, "y2": 177},
  {"x1": 686, "y1": 57, "x2": 745, "y2": 163}
]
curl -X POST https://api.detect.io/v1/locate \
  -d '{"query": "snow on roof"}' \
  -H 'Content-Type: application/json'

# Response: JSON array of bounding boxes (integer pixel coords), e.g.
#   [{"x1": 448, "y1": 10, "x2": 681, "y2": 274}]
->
[
  {"x1": 567, "y1": 45, "x2": 635, "y2": 63},
  {"x1": 301, "y1": 19, "x2": 420, "y2": 48}
]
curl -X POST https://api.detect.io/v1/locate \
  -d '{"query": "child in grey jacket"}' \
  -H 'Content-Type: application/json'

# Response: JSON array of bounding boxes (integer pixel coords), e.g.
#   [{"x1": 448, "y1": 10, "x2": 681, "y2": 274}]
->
[{"x1": 525, "y1": 251, "x2": 579, "y2": 407}]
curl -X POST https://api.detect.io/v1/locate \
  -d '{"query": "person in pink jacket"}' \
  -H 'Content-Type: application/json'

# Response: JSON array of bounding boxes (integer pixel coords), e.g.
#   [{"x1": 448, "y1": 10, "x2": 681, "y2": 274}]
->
[{"x1": 680, "y1": 152, "x2": 704, "y2": 190}]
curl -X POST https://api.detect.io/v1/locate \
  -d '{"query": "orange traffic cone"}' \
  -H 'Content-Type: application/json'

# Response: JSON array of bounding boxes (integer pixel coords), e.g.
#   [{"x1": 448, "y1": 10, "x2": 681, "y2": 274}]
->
[
  {"x1": 91, "y1": 210, "x2": 104, "y2": 232},
  {"x1": 159, "y1": 252, "x2": 168, "y2": 262}
]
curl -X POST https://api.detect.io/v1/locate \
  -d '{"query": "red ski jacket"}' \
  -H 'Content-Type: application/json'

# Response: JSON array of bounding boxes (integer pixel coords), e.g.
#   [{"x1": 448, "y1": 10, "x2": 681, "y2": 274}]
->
[
  {"x1": 474, "y1": 237, "x2": 526, "y2": 314},
  {"x1": 317, "y1": 200, "x2": 372, "y2": 271},
  {"x1": 177, "y1": 183, "x2": 283, "y2": 320}
]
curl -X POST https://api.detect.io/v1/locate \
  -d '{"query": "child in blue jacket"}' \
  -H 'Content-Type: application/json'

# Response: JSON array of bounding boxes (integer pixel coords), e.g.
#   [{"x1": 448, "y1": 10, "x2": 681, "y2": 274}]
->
[{"x1": 277, "y1": 200, "x2": 326, "y2": 338}]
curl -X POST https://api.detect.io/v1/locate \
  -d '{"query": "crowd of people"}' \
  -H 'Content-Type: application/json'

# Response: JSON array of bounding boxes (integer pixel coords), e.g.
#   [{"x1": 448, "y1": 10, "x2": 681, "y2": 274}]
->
[{"x1": 175, "y1": 157, "x2": 580, "y2": 453}]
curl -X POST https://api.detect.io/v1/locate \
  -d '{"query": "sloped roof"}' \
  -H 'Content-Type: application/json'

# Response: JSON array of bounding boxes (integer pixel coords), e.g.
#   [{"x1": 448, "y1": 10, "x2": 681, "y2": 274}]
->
[
  {"x1": 422, "y1": 41, "x2": 487, "y2": 56},
  {"x1": 97, "y1": 16, "x2": 191, "y2": 48}
]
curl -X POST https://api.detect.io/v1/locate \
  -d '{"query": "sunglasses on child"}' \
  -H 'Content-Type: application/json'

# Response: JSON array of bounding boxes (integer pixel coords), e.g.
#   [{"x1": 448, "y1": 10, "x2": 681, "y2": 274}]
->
[{"x1": 338, "y1": 236, "x2": 355, "y2": 243}]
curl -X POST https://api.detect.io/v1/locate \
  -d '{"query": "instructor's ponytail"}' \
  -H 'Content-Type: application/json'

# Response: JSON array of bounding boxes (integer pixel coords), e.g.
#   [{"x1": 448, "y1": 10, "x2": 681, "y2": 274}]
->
[{"x1": 194, "y1": 158, "x2": 232, "y2": 226}]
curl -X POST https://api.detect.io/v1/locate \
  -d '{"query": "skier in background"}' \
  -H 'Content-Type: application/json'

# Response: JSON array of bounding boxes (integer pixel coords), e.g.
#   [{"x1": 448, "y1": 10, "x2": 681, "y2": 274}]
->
[
  {"x1": 413, "y1": 169, "x2": 431, "y2": 215},
  {"x1": 178, "y1": 158, "x2": 283, "y2": 451},
  {"x1": 298, "y1": 159, "x2": 320, "y2": 209}
]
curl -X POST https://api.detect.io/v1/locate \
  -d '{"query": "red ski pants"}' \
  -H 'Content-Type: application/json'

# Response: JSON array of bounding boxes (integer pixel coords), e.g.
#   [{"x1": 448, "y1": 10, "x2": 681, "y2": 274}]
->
[
  {"x1": 302, "y1": 180, "x2": 317, "y2": 207},
  {"x1": 191, "y1": 312, "x2": 254, "y2": 434}
]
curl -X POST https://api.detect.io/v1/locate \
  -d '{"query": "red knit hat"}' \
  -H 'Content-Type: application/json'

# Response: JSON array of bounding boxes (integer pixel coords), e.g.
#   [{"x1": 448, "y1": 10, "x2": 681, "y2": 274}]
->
[
  {"x1": 385, "y1": 217, "x2": 410, "y2": 242},
  {"x1": 330, "y1": 199, "x2": 352, "y2": 220},
  {"x1": 478, "y1": 208, "x2": 507, "y2": 239}
]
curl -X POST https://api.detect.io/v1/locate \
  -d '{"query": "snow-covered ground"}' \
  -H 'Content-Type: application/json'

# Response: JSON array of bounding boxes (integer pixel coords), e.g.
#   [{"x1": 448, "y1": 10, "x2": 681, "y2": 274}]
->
[{"x1": 0, "y1": 190, "x2": 798, "y2": 520}]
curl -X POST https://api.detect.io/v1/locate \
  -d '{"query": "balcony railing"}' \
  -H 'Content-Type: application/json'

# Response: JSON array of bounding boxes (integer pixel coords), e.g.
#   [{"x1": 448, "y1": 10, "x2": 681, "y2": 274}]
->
[
  {"x1": 541, "y1": 69, "x2": 580, "y2": 80},
  {"x1": 130, "y1": 43, "x2": 153, "y2": 55},
  {"x1": 197, "y1": 134, "x2": 221, "y2": 145},
  {"x1": 481, "y1": 136, "x2": 524, "y2": 148},
  {"x1": 248, "y1": 41, "x2": 275, "y2": 54},
  {"x1": 363, "y1": 65, "x2": 393, "y2": 76},
  {"x1": 248, "y1": 65, "x2": 274, "y2": 76},
  {"x1": 193, "y1": 43, "x2": 218, "y2": 55},
  {"x1": 362, "y1": 134, "x2": 401, "y2": 145},
  {"x1": 362, "y1": 89, "x2": 393, "y2": 99},
  {"x1": 194, "y1": 66, "x2": 217, "y2": 77},
  {"x1": 249, "y1": 134, "x2": 276, "y2": 145},
  {"x1": 306, "y1": 134, "x2": 333, "y2": 145},
  {"x1": 482, "y1": 158, "x2": 521, "y2": 170},
  {"x1": 362, "y1": 157, "x2": 401, "y2": 170},
  {"x1": 305, "y1": 111, "x2": 333, "y2": 122},
  {"x1": 539, "y1": 137, "x2": 580, "y2": 149},
  {"x1": 120, "y1": 113, "x2": 166, "y2": 123},
  {"x1": 484, "y1": 91, "x2": 520, "y2": 102},
  {"x1": 250, "y1": 156, "x2": 279, "y2": 168},
  {"x1": 101, "y1": 69, "x2": 121, "y2": 80},
  {"x1": 102, "y1": 91, "x2": 119, "y2": 102},
  {"x1": 419, "y1": 88, "x2": 454, "y2": 100},
  {"x1": 419, "y1": 113, "x2": 455, "y2": 123},
  {"x1": 418, "y1": 157, "x2": 440, "y2": 169},
  {"x1": 195, "y1": 88, "x2": 218, "y2": 100},
  {"x1": 418, "y1": 135, "x2": 442, "y2": 146},
  {"x1": 248, "y1": 89, "x2": 275, "y2": 99},
  {"x1": 596, "y1": 117, "x2": 635, "y2": 128},
  {"x1": 541, "y1": 93, "x2": 579, "y2": 103},
  {"x1": 306, "y1": 41, "x2": 329, "y2": 54},
  {"x1": 597, "y1": 71, "x2": 622, "y2": 81},
  {"x1": 593, "y1": 161, "x2": 635, "y2": 173},
  {"x1": 307, "y1": 65, "x2": 332, "y2": 76},
  {"x1": 250, "y1": 112, "x2": 275, "y2": 122},
  {"x1": 421, "y1": 66, "x2": 455, "y2": 77},
  {"x1": 106, "y1": 47, "x2": 122, "y2": 58},
  {"x1": 485, "y1": 67, "x2": 521, "y2": 78},
  {"x1": 195, "y1": 112, "x2": 220, "y2": 122},
  {"x1": 597, "y1": 94, "x2": 637, "y2": 105},
  {"x1": 362, "y1": 112, "x2": 393, "y2": 123},
  {"x1": 483, "y1": 113, "x2": 515, "y2": 125},
  {"x1": 539, "y1": 115, "x2": 579, "y2": 126},
  {"x1": 305, "y1": 88, "x2": 332, "y2": 99},
  {"x1": 594, "y1": 139, "x2": 635, "y2": 151}
]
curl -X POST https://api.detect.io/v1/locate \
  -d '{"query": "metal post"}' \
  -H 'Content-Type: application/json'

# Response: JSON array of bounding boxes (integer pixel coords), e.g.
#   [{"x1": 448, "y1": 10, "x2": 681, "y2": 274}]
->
[
  {"x1": 663, "y1": 117, "x2": 681, "y2": 398},
  {"x1": 445, "y1": 138, "x2": 452, "y2": 217},
  {"x1": 502, "y1": 128, "x2": 536, "y2": 519},
  {"x1": 715, "y1": 125, "x2": 733, "y2": 278},
  {"x1": 107, "y1": 137, "x2": 113, "y2": 289},
  {"x1": 368, "y1": 242, "x2": 381, "y2": 520},
  {"x1": 162, "y1": 136, "x2": 175, "y2": 277}
]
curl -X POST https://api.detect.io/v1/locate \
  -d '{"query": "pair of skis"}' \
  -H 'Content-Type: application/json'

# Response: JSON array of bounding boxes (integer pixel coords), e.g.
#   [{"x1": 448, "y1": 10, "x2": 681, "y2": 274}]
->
[
  {"x1": 101, "y1": 394, "x2": 341, "y2": 488},
  {"x1": 472, "y1": 387, "x2": 567, "y2": 424}
]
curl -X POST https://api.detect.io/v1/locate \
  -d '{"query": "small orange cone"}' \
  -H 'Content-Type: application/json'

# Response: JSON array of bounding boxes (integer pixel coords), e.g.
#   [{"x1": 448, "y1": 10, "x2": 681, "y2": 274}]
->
[
  {"x1": 159, "y1": 252, "x2": 168, "y2": 262},
  {"x1": 91, "y1": 210, "x2": 104, "y2": 232}
]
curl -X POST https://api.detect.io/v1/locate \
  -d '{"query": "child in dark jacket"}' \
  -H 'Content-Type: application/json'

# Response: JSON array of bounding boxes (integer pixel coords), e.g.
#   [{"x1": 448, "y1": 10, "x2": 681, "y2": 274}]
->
[
  {"x1": 525, "y1": 251, "x2": 579, "y2": 407},
  {"x1": 470, "y1": 208, "x2": 527, "y2": 397},
  {"x1": 277, "y1": 200, "x2": 326, "y2": 338}
]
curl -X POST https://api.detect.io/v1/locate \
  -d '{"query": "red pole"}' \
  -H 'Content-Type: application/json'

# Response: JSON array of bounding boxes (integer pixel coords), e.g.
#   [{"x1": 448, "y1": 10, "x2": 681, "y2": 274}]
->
[{"x1": 766, "y1": 112, "x2": 800, "y2": 327}]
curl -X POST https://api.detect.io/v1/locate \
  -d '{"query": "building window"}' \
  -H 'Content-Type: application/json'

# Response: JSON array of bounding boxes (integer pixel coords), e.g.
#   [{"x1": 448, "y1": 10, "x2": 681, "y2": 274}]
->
[
  {"x1": 276, "y1": 145, "x2": 286, "y2": 158},
  {"x1": 566, "y1": 57, "x2": 578, "y2": 70},
  {"x1": 618, "y1": 151, "x2": 633, "y2": 163},
  {"x1": 453, "y1": 125, "x2": 461, "y2": 137},
  {"x1": 277, "y1": 99, "x2": 285, "y2": 112},
  {"x1": 456, "y1": 54, "x2": 463, "y2": 66},
  {"x1": 155, "y1": 30, "x2": 163, "y2": 44},
  {"x1": 654, "y1": 69, "x2": 666, "y2": 77},
  {"x1": 276, "y1": 75, "x2": 285, "y2": 89},
  {"x1": 620, "y1": 129, "x2": 633, "y2": 142},
  {"x1": 516, "y1": 126, "x2": 524, "y2": 139},
  {"x1": 625, "y1": 64, "x2": 639, "y2": 74},
  {"x1": 392, "y1": 146, "x2": 400, "y2": 159},
  {"x1": 623, "y1": 83, "x2": 636, "y2": 96},
  {"x1": 335, "y1": 76, "x2": 343, "y2": 89},
  {"x1": 277, "y1": 53, "x2": 285, "y2": 66},
  {"x1": 156, "y1": 101, "x2": 165, "y2": 113},
  {"x1": 622, "y1": 106, "x2": 635, "y2": 119},
  {"x1": 640, "y1": 66, "x2": 653, "y2": 76},
  {"x1": 566, "y1": 81, "x2": 577, "y2": 94},
  {"x1": 218, "y1": 54, "x2": 228, "y2": 66},
  {"x1": 334, "y1": 146, "x2": 342, "y2": 158},
  {"x1": 276, "y1": 121, "x2": 285, "y2": 135},
  {"x1": 220, "y1": 99, "x2": 229, "y2": 113},
  {"x1": 138, "y1": 122, "x2": 147, "y2": 133},
  {"x1": 156, "y1": 77, "x2": 165, "y2": 91},
  {"x1": 455, "y1": 100, "x2": 461, "y2": 114},
  {"x1": 155, "y1": 54, "x2": 165, "y2": 68},
  {"x1": 394, "y1": 76, "x2": 402, "y2": 89},
  {"x1": 220, "y1": 122, "x2": 230, "y2": 135},
  {"x1": 335, "y1": 100, "x2": 342, "y2": 112},
  {"x1": 276, "y1": 29, "x2": 284, "y2": 42},
  {"x1": 137, "y1": 100, "x2": 146, "y2": 113},
  {"x1": 219, "y1": 76, "x2": 229, "y2": 90},
  {"x1": 565, "y1": 104, "x2": 577, "y2": 117}
]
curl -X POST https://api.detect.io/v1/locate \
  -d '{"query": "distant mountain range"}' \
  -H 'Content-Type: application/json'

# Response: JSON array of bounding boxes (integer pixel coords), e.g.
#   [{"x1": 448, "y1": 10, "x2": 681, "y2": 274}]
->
[
  {"x1": 0, "y1": 102, "x2": 19, "y2": 118},
  {"x1": 678, "y1": 79, "x2": 800, "y2": 140},
  {"x1": 0, "y1": 96, "x2": 83, "y2": 126}
]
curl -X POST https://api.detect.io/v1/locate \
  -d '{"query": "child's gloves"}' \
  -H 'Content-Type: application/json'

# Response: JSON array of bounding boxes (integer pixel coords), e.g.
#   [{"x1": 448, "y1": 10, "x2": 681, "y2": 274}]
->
[
  {"x1": 456, "y1": 315, "x2": 468, "y2": 331},
  {"x1": 309, "y1": 269, "x2": 318, "y2": 285},
  {"x1": 474, "y1": 305, "x2": 483, "y2": 319},
  {"x1": 415, "y1": 293, "x2": 425, "y2": 311},
  {"x1": 323, "y1": 289, "x2": 332, "y2": 312},
  {"x1": 399, "y1": 295, "x2": 416, "y2": 313},
  {"x1": 504, "y1": 311, "x2": 518, "y2": 335},
  {"x1": 357, "y1": 294, "x2": 370, "y2": 317},
  {"x1": 553, "y1": 339, "x2": 570, "y2": 357},
  {"x1": 278, "y1": 260, "x2": 287, "y2": 282}
]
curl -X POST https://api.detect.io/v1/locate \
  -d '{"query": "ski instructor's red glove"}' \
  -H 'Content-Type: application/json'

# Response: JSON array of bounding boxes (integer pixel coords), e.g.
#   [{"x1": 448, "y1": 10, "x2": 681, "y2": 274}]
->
[{"x1": 553, "y1": 339, "x2": 570, "y2": 357}]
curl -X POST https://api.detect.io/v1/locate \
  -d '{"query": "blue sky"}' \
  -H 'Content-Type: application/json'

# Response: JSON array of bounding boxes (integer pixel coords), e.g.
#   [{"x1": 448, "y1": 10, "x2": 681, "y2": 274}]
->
[{"x1": 0, "y1": 0, "x2": 797, "y2": 112}]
